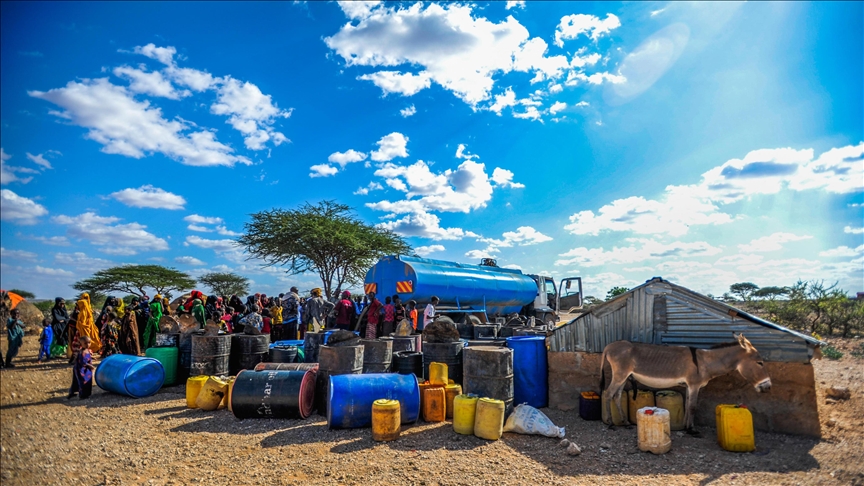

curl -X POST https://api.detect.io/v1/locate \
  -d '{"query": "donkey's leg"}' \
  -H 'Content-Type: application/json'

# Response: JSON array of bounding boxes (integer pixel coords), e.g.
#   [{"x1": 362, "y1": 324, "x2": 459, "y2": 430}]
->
[
  {"x1": 608, "y1": 375, "x2": 631, "y2": 428},
  {"x1": 685, "y1": 385, "x2": 702, "y2": 436}
]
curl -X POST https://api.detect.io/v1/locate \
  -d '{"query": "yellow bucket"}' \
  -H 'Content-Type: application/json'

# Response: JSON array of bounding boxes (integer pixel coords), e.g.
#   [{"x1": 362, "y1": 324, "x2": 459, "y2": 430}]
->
[
  {"x1": 655, "y1": 390, "x2": 685, "y2": 431},
  {"x1": 444, "y1": 384, "x2": 462, "y2": 419},
  {"x1": 474, "y1": 397, "x2": 505, "y2": 440},
  {"x1": 628, "y1": 390, "x2": 656, "y2": 422},
  {"x1": 423, "y1": 386, "x2": 446, "y2": 422},
  {"x1": 371, "y1": 399, "x2": 401, "y2": 441},
  {"x1": 197, "y1": 376, "x2": 228, "y2": 411},
  {"x1": 220, "y1": 376, "x2": 236, "y2": 410},
  {"x1": 429, "y1": 362, "x2": 448, "y2": 386},
  {"x1": 601, "y1": 391, "x2": 627, "y2": 426},
  {"x1": 453, "y1": 394, "x2": 478, "y2": 435},
  {"x1": 186, "y1": 375, "x2": 209, "y2": 409}
]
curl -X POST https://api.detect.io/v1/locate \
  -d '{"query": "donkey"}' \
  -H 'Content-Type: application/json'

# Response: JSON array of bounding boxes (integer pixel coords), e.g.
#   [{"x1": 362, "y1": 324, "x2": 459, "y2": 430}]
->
[{"x1": 600, "y1": 334, "x2": 771, "y2": 432}]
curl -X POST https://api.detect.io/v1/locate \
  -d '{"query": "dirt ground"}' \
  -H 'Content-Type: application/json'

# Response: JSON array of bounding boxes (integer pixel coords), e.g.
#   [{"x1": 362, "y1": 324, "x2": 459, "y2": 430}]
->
[{"x1": 1, "y1": 333, "x2": 862, "y2": 486}]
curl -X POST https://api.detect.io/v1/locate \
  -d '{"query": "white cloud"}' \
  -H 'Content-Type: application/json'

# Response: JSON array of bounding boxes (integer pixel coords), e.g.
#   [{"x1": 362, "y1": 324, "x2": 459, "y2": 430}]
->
[
  {"x1": 113, "y1": 65, "x2": 189, "y2": 100},
  {"x1": 338, "y1": 0, "x2": 382, "y2": 20},
  {"x1": 53, "y1": 212, "x2": 169, "y2": 255},
  {"x1": 358, "y1": 71, "x2": 432, "y2": 96},
  {"x1": 488, "y1": 88, "x2": 517, "y2": 115},
  {"x1": 54, "y1": 252, "x2": 113, "y2": 271},
  {"x1": 1, "y1": 149, "x2": 38, "y2": 185},
  {"x1": 491, "y1": 167, "x2": 525, "y2": 188},
  {"x1": 309, "y1": 164, "x2": 339, "y2": 178},
  {"x1": 216, "y1": 226, "x2": 242, "y2": 237},
  {"x1": 0, "y1": 189, "x2": 48, "y2": 225},
  {"x1": 819, "y1": 245, "x2": 864, "y2": 258},
  {"x1": 29, "y1": 78, "x2": 251, "y2": 167},
  {"x1": 370, "y1": 132, "x2": 409, "y2": 162},
  {"x1": 415, "y1": 244, "x2": 445, "y2": 256},
  {"x1": 187, "y1": 224, "x2": 212, "y2": 233},
  {"x1": 566, "y1": 143, "x2": 863, "y2": 238},
  {"x1": 465, "y1": 248, "x2": 498, "y2": 260},
  {"x1": 175, "y1": 256, "x2": 206, "y2": 266},
  {"x1": 34, "y1": 266, "x2": 74, "y2": 277},
  {"x1": 505, "y1": 1, "x2": 525, "y2": 10},
  {"x1": 574, "y1": 101, "x2": 590, "y2": 107},
  {"x1": 844, "y1": 226, "x2": 864, "y2": 235},
  {"x1": 185, "y1": 235, "x2": 237, "y2": 252},
  {"x1": 325, "y1": 3, "x2": 579, "y2": 107},
  {"x1": 328, "y1": 149, "x2": 367, "y2": 167},
  {"x1": 455, "y1": 144, "x2": 479, "y2": 161},
  {"x1": 371, "y1": 159, "x2": 494, "y2": 213},
  {"x1": 556, "y1": 239, "x2": 723, "y2": 267},
  {"x1": 376, "y1": 212, "x2": 471, "y2": 241},
  {"x1": 353, "y1": 181, "x2": 383, "y2": 195},
  {"x1": 0, "y1": 247, "x2": 38, "y2": 261},
  {"x1": 184, "y1": 214, "x2": 223, "y2": 225},
  {"x1": 133, "y1": 43, "x2": 177, "y2": 65},
  {"x1": 25, "y1": 152, "x2": 53, "y2": 170},
  {"x1": 554, "y1": 13, "x2": 621, "y2": 47},
  {"x1": 109, "y1": 184, "x2": 186, "y2": 210},
  {"x1": 400, "y1": 105, "x2": 417, "y2": 117},
  {"x1": 22, "y1": 235, "x2": 70, "y2": 246},
  {"x1": 210, "y1": 76, "x2": 291, "y2": 150},
  {"x1": 737, "y1": 232, "x2": 813, "y2": 253},
  {"x1": 548, "y1": 101, "x2": 567, "y2": 115},
  {"x1": 714, "y1": 254, "x2": 764, "y2": 266}
]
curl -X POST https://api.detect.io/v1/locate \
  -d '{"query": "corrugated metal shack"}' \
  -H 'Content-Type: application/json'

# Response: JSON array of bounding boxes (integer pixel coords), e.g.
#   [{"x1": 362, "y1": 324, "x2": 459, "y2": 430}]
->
[
  {"x1": 546, "y1": 277, "x2": 824, "y2": 436},
  {"x1": 549, "y1": 277, "x2": 822, "y2": 361}
]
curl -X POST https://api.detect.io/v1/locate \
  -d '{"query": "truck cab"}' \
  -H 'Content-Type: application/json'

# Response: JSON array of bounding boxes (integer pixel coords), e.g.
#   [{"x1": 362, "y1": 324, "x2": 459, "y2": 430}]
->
[{"x1": 525, "y1": 275, "x2": 583, "y2": 327}]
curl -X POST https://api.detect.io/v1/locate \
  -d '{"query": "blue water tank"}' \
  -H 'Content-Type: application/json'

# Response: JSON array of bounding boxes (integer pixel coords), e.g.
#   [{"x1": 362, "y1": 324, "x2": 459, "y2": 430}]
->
[
  {"x1": 328, "y1": 373, "x2": 420, "y2": 429},
  {"x1": 506, "y1": 336, "x2": 548, "y2": 408},
  {"x1": 365, "y1": 255, "x2": 537, "y2": 315},
  {"x1": 95, "y1": 354, "x2": 164, "y2": 398}
]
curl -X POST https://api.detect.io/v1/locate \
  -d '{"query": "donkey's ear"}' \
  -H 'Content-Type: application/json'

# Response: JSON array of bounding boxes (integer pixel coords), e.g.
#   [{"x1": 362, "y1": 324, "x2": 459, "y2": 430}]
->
[{"x1": 736, "y1": 333, "x2": 752, "y2": 348}]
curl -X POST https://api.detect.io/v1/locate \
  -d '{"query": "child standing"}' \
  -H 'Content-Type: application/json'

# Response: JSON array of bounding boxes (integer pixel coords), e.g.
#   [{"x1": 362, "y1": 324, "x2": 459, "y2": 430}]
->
[
  {"x1": 68, "y1": 335, "x2": 96, "y2": 400},
  {"x1": 38, "y1": 318, "x2": 54, "y2": 363},
  {"x1": 406, "y1": 300, "x2": 418, "y2": 332},
  {"x1": 382, "y1": 296, "x2": 396, "y2": 337}
]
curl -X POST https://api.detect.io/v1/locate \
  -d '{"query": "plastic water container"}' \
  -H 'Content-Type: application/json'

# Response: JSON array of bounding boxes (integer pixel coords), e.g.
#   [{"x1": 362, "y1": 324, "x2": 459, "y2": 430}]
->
[
  {"x1": 474, "y1": 397, "x2": 505, "y2": 440},
  {"x1": 429, "y1": 362, "x2": 448, "y2": 385},
  {"x1": 196, "y1": 376, "x2": 228, "y2": 411},
  {"x1": 453, "y1": 394, "x2": 479, "y2": 435},
  {"x1": 505, "y1": 336, "x2": 548, "y2": 409},
  {"x1": 372, "y1": 399, "x2": 401, "y2": 441},
  {"x1": 637, "y1": 407, "x2": 671, "y2": 454},
  {"x1": 579, "y1": 391, "x2": 601, "y2": 420},
  {"x1": 327, "y1": 373, "x2": 420, "y2": 429},
  {"x1": 716, "y1": 404, "x2": 755, "y2": 452},
  {"x1": 186, "y1": 375, "x2": 209, "y2": 409},
  {"x1": 628, "y1": 389, "x2": 656, "y2": 422},
  {"x1": 95, "y1": 354, "x2": 165, "y2": 398},
  {"x1": 655, "y1": 390, "x2": 685, "y2": 431},
  {"x1": 445, "y1": 384, "x2": 462, "y2": 419},
  {"x1": 145, "y1": 347, "x2": 178, "y2": 386},
  {"x1": 220, "y1": 376, "x2": 235, "y2": 409},
  {"x1": 423, "y1": 386, "x2": 446, "y2": 422}
]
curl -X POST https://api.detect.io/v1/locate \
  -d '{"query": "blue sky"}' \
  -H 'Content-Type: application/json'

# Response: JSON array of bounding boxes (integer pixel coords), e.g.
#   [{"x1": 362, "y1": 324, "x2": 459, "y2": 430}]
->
[{"x1": 1, "y1": 1, "x2": 861, "y2": 300}]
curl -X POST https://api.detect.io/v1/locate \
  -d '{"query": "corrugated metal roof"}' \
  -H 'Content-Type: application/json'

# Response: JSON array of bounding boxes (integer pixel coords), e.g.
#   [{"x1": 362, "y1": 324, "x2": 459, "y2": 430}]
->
[{"x1": 547, "y1": 278, "x2": 824, "y2": 362}]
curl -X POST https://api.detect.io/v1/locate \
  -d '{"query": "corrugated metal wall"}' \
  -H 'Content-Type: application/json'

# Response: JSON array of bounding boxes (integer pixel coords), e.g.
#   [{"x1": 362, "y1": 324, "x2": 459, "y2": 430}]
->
[{"x1": 548, "y1": 279, "x2": 813, "y2": 362}]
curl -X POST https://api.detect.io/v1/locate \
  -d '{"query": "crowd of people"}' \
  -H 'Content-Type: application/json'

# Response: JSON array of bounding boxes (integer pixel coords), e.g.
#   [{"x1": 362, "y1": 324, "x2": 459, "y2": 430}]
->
[{"x1": 2, "y1": 286, "x2": 443, "y2": 399}]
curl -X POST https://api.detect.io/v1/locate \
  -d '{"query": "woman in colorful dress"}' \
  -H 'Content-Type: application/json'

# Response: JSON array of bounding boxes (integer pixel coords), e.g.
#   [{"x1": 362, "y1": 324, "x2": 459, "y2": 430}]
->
[
  {"x1": 100, "y1": 311, "x2": 122, "y2": 358},
  {"x1": 74, "y1": 293, "x2": 101, "y2": 353},
  {"x1": 142, "y1": 294, "x2": 163, "y2": 351}
]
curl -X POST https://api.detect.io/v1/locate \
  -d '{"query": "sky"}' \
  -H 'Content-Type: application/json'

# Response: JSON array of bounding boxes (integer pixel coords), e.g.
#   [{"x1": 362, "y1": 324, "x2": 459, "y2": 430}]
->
[{"x1": 0, "y1": 1, "x2": 862, "y2": 300}]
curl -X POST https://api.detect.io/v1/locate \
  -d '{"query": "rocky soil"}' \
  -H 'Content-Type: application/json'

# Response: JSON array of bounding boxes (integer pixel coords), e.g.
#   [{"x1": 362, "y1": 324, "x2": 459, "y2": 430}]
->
[{"x1": 1, "y1": 333, "x2": 862, "y2": 485}]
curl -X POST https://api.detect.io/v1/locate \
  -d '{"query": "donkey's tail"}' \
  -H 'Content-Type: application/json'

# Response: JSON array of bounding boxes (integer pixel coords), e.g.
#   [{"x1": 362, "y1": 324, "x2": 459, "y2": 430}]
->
[{"x1": 599, "y1": 346, "x2": 608, "y2": 394}]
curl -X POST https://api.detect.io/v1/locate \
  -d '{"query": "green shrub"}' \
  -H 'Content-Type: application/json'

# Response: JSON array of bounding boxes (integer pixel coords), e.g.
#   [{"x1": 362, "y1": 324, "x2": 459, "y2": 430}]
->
[{"x1": 822, "y1": 345, "x2": 843, "y2": 360}]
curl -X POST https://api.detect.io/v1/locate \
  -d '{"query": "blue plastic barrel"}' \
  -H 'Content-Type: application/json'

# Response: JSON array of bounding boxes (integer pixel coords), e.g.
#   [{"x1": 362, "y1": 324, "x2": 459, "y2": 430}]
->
[
  {"x1": 506, "y1": 336, "x2": 548, "y2": 408},
  {"x1": 95, "y1": 354, "x2": 165, "y2": 398},
  {"x1": 328, "y1": 373, "x2": 420, "y2": 429},
  {"x1": 272, "y1": 340, "x2": 304, "y2": 348}
]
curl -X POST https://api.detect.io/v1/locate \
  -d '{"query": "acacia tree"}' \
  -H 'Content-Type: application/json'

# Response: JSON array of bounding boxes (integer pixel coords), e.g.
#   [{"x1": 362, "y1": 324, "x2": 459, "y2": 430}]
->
[
  {"x1": 238, "y1": 200, "x2": 412, "y2": 299},
  {"x1": 605, "y1": 286, "x2": 629, "y2": 300},
  {"x1": 73, "y1": 265, "x2": 196, "y2": 299},
  {"x1": 198, "y1": 272, "x2": 250, "y2": 297}
]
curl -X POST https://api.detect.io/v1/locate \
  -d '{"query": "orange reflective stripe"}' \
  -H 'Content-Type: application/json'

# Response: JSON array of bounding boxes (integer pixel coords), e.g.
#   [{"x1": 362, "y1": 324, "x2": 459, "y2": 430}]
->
[
  {"x1": 396, "y1": 281, "x2": 413, "y2": 293},
  {"x1": 364, "y1": 283, "x2": 377, "y2": 294}
]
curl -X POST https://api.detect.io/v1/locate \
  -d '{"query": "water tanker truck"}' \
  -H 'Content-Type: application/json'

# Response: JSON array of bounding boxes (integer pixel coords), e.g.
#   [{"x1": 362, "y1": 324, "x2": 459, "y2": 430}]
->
[{"x1": 363, "y1": 255, "x2": 583, "y2": 329}]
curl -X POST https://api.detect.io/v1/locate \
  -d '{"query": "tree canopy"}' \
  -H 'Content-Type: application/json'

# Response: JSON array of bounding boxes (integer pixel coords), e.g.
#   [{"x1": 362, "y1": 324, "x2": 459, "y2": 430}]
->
[
  {"x1": 8, "y1": 289, "x2": 35, "y2": 299},
  {"x1": 73, "y1": 265, "x2": 196, "y2": 299},
  {"x1": 605, "y1": 286, "x2": 629, "y2": 300},
  {"x1": 238, "y1": 200, "x2": 412, "y2": 299},
  {"x1": 198, "y1": 272, "x2": 250, "y2": 297}
]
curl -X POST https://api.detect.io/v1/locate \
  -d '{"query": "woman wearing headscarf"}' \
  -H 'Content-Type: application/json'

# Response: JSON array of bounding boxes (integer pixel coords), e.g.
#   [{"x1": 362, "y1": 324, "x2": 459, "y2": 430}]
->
[
  {"x1": 74, "y1": 294, "x2": 101, "y2": 353},
  {"x1": 142, "y1": 294, "x2": 163, "y2": 351},
  {"x1": 192, "y1": 299, "x2": 206, "y2": 330},
  {"x1": 229, "y1": 295, "x2": 246, "y2": 316},
  {"x1": 114, "y1": 298, "x2": 126, "y2": 320},
  {"x1": 97, "y1": 305, "x2": 113, "y2": 354},
  {"x1": 118, "y1": 297, "x2": 141, "y2": 356},
  {"x1": 51, "y1": 298, "x2": 70, "y2": 348},
  {"x1": 204, "y1": 295, "x2": 219, "y2": 322},
  {"x1": 100, "y1": 311, "x2": 121, "y2": 358},
  {"x1": 180, "y1": 290, "x2": 205, "y2": 315}
]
